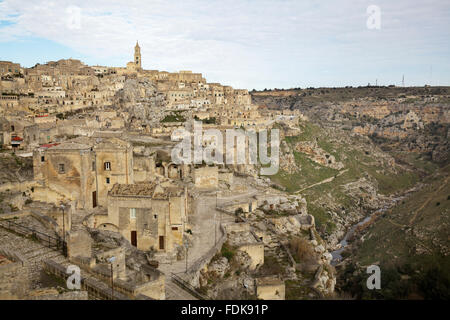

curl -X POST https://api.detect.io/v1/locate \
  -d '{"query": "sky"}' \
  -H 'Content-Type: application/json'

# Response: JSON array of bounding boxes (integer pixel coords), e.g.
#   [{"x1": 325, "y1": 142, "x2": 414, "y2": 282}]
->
[{"x1": 0, "y1": 0, "x2": 449, "y2": 90}]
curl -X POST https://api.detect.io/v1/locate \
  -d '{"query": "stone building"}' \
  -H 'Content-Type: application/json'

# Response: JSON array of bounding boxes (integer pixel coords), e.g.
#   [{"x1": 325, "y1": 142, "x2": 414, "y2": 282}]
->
[
  {"x1": 0, "y1": 61, "x2": 22, "y2": 76},
  {"x1": 134, "y1": 41, "x2": 142, "y2": 70},
  {"x1": 102, "y1": 183, "x2": 188, "y2": 253},
  {"x1": 193, "y1": 166, "x2": 218, "y2": 189},
  {"x1": 0, "y1": 117, "x2": 11, "y2": 146},
  {"x1": 0, "y1": 247, "x2": 29, "y2": 299},
  {"x1": 255, "y1": 276, "x2": 285, "y2": 300},
  {"x1": 32, "y1": 137, "x2": 133, "y2": 209}
]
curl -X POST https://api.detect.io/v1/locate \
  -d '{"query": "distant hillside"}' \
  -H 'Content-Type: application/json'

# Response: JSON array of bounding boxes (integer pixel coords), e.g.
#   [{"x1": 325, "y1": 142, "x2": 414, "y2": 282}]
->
[
  {"x1": 338, "y1": 164, "x2": 450, "y2": 299},
  {"x1": 252, "y1": 87, "x2": 450, "y2": 165},
  {"x1": 258, "y1": 87, "x2": 450, "y2": 299},
  {"x1": 266, "y1": 119, "x2": 424, "y2": 246},
  {"x1": 252, "y1": 86, "x2": 450, "y2": 107}
]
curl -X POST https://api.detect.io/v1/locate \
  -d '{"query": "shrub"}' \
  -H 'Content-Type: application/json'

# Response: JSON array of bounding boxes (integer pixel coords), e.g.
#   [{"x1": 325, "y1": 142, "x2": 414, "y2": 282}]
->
[
  {"x1": 221, "y1": 242, "x2": 236, "y2": 261},
  {"x1": 289, "y1": 237, "x2": 315, "y2": 263}
]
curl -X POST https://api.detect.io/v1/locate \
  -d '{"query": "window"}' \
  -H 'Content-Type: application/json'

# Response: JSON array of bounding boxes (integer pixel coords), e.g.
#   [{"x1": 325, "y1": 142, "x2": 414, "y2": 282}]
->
[
  {"x1": 106, "y1": 177, "x2": 110, "y2": 184},
  {"x1": 104, "y1": 162, "x2": 111, "y2": 171},
  {"x1": 130, "y1": 208, "x2": 136, "y2": 219},
  {"x1": 41, "y1": 156, "x2": 45, "y2": 162},
  {"x1": 92, "y1": 161, "x2": 95, "y2": 171},
  {"x1": 58, "y1": 164, "x2": 65, "y2": 174},
  {"x1": 153, "y1": 214, "x2": 157, "y2": 219},
  {"x1": 171, "y1": 227, "x2": 178, "y2": 231}
]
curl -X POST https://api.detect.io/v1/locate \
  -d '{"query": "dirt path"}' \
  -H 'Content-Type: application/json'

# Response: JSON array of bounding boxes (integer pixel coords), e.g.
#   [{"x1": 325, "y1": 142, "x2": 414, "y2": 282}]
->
[
  {"x1": 409, "y1": 174, "x2": 449, "y2": 226},
  {"x1": 157, "y1": 189, "x2": 254, "y2": 299},
  {"x1": 294, "y1": 168, "x2": 349, "y2": 194},
  {"x1": 158, "y1": 195, "x2": 219, "y2": 276}
]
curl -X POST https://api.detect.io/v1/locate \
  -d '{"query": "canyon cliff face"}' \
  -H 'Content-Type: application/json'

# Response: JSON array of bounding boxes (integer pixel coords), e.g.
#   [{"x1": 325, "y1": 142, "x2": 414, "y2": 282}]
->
[
  {"x1": 252, "y1": 86, "x2": 450, "y2": 300},
  {"x1": 252, "y1": 86, "x2": 450, "y2": 164}
]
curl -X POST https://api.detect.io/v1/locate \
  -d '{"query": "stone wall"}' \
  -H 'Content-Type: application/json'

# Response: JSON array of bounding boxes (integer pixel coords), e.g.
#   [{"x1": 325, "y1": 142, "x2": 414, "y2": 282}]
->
[
  {"x1": 0, "y1": 247, "x2": 29, "y2": 299},
  {"x1": 237, "y1": 243, "x2": 264, "y2": 270},
  {"x1": 193, "y1": 166, "x2": 218, "y2": 189},
  {"x1": 255, "y1": 276, "x2": 285, "y2": 300},
  {"x1": 67, "y1": 229, "x2": 92, "y2": 259},
  {"x1": 184, "y1": 224, "x2": 227, "y2": 288},
  {"x1": 43, "y1": 259, "x2": 130, "y2": 300}
]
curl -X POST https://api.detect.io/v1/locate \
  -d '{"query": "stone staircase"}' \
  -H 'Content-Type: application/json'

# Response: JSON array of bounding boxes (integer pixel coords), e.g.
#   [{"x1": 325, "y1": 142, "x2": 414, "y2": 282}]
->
[
  {"x1": 257, "y1": 226, "x2": 293, "y2": 268},
  {"x1": 0, "y1": 222, "x2": 68, "y2": 289}
]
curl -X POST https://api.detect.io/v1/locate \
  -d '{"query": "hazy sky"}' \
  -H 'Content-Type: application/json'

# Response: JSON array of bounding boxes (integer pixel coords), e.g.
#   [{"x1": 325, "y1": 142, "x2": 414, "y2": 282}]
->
[{"x1": 1, "y1": 0, "x2": 449, "y2": 90}]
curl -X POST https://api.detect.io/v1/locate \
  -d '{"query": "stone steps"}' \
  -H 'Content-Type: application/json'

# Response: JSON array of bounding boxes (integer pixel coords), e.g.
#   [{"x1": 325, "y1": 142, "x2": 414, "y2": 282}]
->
[{"x1": 0, "y1": 226, "x2": 68, "y2": 289}]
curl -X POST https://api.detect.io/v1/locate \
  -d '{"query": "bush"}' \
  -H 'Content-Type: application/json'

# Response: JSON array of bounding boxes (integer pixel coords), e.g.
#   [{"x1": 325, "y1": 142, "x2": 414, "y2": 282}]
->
[
  {"x1": 289, "y1": 237, "x2": 315, "y2": 263},
  {"x1": 221, "y1": 242, "x2": 236, "y2": 261}
]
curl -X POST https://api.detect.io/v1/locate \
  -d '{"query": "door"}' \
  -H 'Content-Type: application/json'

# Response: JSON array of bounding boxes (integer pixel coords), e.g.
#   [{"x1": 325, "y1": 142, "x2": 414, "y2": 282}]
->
[
  {"x1": 92, "y1": 191, "x2": 97, "y2": 208},
  {"x1": 131, "y1": 231, "x2": 137, "y2": 247},
  {"x1": 159, "y1": 236, "x2": 165, "y2": 250}
]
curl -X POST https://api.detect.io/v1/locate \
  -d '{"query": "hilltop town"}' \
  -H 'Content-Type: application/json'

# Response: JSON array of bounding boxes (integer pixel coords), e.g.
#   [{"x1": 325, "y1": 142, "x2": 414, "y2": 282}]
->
[
  {"x1": 0, "y1": 43, "x2": 448, "y2": 300},
  {"x1": 0, "y1": 43, "x2": 335, "y2": 300}
]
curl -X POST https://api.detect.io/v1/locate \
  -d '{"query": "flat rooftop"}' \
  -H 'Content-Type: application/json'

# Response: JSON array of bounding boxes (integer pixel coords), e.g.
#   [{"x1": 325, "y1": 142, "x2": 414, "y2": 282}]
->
[
  {"x1": 0, "y1": 254, "x2": 12, "y2": 266},
  {"x1": 109, "y1": 183, "x2": 184, "y2": 198}
]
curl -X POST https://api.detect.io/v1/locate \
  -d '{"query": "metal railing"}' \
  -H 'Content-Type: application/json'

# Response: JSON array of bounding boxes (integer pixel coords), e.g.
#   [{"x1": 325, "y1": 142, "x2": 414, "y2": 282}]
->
[
  {"x1": 0, "y1": 218, "x2": 67, "y2": 257},
  {"x1": 171, "y1": 273, "x2": 211, "y2": 300}
]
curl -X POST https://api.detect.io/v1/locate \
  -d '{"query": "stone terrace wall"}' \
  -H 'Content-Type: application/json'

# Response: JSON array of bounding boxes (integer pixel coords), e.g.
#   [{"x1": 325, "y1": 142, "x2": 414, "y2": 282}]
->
[
  {"x1": 43, "y1": 259, "x2": 130, "y2": 300},
  {"x1": 0, "y1": 247, "x2": 29, "y2": 299},
  {"x1": 184, "y1": 224, "x2": 227, "y2": 288}
]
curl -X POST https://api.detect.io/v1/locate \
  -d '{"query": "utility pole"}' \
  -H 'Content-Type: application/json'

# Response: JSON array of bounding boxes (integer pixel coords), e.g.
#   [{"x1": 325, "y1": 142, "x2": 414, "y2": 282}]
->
[
  {"x1": 62, "y1": 207, "x2": 65, "y2": 242},
  {"x1": 185, "y1": 246, "x2": 188, "y2": 273},
  {"x1": 110, "y1": 263, "x2": 114, "y2": 300},
  {"x1": 108, "y1": 256, "x2": 116, "y2": 300},
  {"x1": 215, "y1": 191, "x2": 218, "y2": 245},
  {"x1": 60, "y1": 203, "x2": 66, "y2": 256}
]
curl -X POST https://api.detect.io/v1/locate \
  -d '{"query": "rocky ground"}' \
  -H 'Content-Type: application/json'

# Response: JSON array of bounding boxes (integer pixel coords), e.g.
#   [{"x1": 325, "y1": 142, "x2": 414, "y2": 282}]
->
[{"x1": 252, "y1": 87, "x2": 450, "y2": 299}]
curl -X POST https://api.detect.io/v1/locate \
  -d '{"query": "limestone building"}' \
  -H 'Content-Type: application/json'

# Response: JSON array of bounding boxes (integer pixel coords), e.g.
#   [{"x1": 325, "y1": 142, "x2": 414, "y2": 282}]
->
[
  {"x1": 102, "y1": 183, "x2": 188, "y2": 253},
  {"x1": 134, "y1": 41, "x2": 142, "y2": 70},
  {"x1": 32, "y1": 137, "x2": 134, "y2": 209}
]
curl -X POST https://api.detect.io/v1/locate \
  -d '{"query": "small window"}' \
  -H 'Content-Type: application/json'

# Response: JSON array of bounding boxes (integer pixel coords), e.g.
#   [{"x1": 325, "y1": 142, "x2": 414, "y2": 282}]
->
[
  {"x1": 92, "y1": 161, "x2": 95, "y2": 171},
  {"x1": 106, "y1": 177, "x2": 110, "y2": 184},
  {"x1": 153, "y1": 214, "x2": 157, "y2": 219},
  {"x1": 58, "y1": 164, "x2": 65, "y2": 173},
  {"x1": 171, "y1": 227, "x2": 178, "y2": 231},
  {"x1": 130, "y1": 208, "x2": 136, "y2": 219},
  {"x1": 104, "y1": 162, "x2": 111, "y2": 171},
  {"x1": 41, "y1": 156, "x2": 45, "y2": 162}
]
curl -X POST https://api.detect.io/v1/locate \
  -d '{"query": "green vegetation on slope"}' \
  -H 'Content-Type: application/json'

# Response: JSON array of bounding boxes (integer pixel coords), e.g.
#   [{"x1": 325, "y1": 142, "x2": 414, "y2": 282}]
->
[
  {"x1": 268, "y1": 120, "x2": 422, "y2": 235},
  {"x1": 340, "y1": 165, "x2": 450, "y2": 299}
]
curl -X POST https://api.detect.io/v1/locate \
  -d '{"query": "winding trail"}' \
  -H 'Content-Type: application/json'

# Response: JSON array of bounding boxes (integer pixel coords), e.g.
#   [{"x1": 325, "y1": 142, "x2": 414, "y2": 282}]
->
[
  {"x1": 294, "y1": 169, "x2": 348, "y2": 194},
  {"x1": 408, "y1": 174, "x2": 449, "y2": 226}
]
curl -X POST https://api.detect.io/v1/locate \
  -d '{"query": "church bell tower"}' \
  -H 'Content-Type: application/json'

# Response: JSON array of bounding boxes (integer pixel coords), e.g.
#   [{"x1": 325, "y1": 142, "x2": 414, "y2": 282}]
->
[{"x1": 134, "y1": 41, "x2": 141, "y2": 69}]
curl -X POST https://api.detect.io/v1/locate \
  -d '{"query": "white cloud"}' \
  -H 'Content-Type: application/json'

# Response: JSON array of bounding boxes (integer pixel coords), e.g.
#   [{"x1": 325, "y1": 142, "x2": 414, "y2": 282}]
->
[{"x1": 0, "y1": 0, "x2": 449, "y2": 88}]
